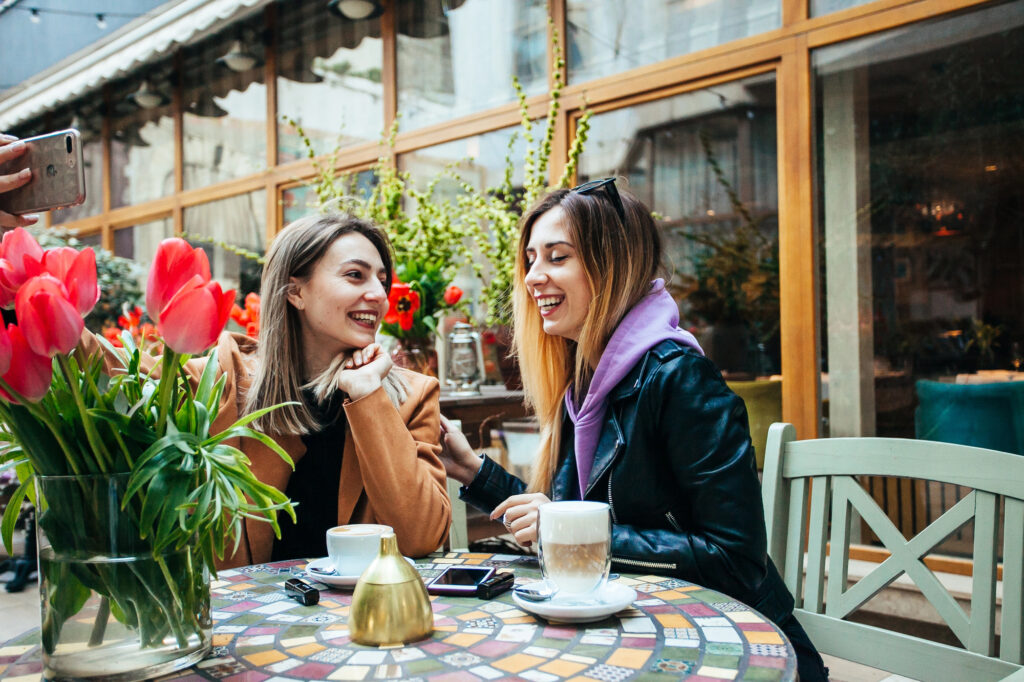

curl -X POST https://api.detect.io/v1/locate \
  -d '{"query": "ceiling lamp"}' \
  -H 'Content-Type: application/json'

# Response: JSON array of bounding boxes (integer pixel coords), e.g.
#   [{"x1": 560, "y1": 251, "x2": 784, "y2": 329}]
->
[
  {"x1": 328, "y1": 0, "x2": 383, "y2": 20},
  {"x1": 129, "y1": 81, "x2": 165, "y2": 109},
  {"x1": 217, "y1": 40, "x2": 258, "y2": 72}
]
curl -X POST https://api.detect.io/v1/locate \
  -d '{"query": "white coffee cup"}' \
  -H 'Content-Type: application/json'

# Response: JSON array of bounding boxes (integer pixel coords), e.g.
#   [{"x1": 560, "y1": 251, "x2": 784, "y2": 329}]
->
[
  {"x1": 537, "y1": 501, "x2": 611, "y2": 597},
  {"x1": 326, "y1": 524, "x2": 393, "y2": 576}
]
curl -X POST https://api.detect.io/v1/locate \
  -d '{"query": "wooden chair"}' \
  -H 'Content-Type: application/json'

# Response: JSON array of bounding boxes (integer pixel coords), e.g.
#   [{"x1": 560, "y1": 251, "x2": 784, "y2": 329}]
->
[{"x1": 762, "y1": 422, "x2": 1024, "y2": 681}]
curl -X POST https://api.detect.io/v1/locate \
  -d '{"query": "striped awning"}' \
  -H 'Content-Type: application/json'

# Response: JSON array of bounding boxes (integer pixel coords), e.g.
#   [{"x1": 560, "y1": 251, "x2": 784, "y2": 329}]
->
[{"x1": 0, "y1": 0, "x2": 272, "y2": 129}]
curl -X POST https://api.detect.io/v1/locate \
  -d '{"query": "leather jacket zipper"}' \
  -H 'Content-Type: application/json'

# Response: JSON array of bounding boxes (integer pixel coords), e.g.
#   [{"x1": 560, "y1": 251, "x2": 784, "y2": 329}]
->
[
  {"x1": 613, "y1": 556, "x2": 678, "y2": 571},
  {"x1": 665, "y1": 510, "x2": 682, "y2": 533}
]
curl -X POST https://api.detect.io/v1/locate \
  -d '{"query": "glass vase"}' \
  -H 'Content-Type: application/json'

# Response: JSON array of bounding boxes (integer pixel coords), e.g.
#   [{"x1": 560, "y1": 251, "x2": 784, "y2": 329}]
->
[
  {"x1": 35, "y1": 473, "x2": 211, "y2": 681},
  {"x1": 390, "y1": 337, "x2": 439, "y2": 377}
]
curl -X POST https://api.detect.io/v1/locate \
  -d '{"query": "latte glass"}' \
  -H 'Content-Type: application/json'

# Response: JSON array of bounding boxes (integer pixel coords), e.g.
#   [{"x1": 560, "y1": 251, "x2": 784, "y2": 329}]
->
[{"x1": 537, "y1": 501, "x2": 611, "y2": 598}]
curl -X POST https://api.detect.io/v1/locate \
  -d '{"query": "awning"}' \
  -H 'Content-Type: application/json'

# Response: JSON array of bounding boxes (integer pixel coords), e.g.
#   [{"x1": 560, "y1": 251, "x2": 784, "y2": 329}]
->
[{"x1": 0, "y1": 0, "x2": 272, "y2": 130}]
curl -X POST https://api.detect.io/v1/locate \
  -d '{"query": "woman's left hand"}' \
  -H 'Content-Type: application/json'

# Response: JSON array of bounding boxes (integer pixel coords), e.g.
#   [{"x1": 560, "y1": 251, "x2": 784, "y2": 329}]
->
[
  {"x1": 337, "y1": 343, "x2": 391, "y2": 400},
  {"x1": 490, "y1": 492, "x2": 551, "y2": 547}
]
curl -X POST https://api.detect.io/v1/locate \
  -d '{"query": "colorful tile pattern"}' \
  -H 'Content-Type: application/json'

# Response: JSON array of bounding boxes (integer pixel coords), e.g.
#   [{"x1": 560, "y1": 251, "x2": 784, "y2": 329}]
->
[{"x1": 0, "y1": 553, "x2": 795, "y2": 681}]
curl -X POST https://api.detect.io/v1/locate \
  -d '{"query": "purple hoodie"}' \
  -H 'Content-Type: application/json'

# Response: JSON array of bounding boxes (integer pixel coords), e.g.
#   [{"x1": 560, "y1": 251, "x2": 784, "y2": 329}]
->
[{"x1": 564, "y1": 279, "x2": 703, "y2": 497}]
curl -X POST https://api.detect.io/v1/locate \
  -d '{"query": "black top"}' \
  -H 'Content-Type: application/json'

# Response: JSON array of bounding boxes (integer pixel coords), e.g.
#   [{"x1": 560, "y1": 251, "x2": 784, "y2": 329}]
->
[{"x1": 271, "y1": 390, "x2": 347, "y2": 562}]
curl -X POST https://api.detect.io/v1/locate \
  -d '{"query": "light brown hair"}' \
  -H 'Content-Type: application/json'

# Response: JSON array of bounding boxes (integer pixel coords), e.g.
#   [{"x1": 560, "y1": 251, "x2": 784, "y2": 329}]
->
[
  {"x1": 511, "y1": 185, "x2": 663, "y2": 493},
  {"x1": 245, "y1": 213, "x2": 408, "y2": 434}
]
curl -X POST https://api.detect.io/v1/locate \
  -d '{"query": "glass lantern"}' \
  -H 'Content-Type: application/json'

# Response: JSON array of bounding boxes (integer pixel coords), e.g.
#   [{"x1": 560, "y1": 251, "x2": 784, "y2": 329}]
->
[{"x1": 445, "y1": 322, "x2": 484, "y2": 396}]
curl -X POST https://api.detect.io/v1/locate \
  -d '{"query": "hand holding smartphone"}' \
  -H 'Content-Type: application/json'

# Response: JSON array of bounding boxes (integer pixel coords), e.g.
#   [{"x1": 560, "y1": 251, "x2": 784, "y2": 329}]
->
[{"x1": 0, "y1": 129, "x2": 86, "y2": 229}]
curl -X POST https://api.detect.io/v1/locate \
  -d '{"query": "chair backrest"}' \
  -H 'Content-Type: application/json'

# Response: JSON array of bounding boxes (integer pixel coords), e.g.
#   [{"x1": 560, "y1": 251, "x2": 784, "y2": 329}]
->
[
  {"x1": 915, "y1": 379, "x2": 1024, "y2": 455},
  {"x1": 762, "y1": 422, "x2": 1024, "y2": 681}
]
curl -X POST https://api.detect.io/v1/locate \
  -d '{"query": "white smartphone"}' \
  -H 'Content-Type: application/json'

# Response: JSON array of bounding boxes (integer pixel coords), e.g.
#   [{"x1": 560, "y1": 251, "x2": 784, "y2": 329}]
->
[{"x1": 0, "y1": 129, "x2": 87, "y2": 215}]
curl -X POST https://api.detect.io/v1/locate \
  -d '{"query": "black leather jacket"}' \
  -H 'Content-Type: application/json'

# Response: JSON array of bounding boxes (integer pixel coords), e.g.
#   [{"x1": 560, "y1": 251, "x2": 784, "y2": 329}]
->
[{"x1": 461, "y1": 340, "x2": 795, "y2": 625}]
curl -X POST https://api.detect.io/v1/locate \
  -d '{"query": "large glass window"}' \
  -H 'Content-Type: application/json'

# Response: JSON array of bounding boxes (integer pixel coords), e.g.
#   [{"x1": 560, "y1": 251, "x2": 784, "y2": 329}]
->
[
  {"x1": 108, "y1": 72, "x2": 175, "y2": 209},
  {"x1": 814, "y1": 1, "x2": 1024, "y2": 557},
  {"x1": 183, "y1": 191, "x2": 266, "y2": 299},
  {"x1": 181, "y1": 12, "x2": 267, "y2": 190},
  {"x1": 396, "y1": 0, "x2": 547, "y2": 131},
  {"x1": 578, "y1": 74, "x2": 780, "y2": 381},
  {"x1": 277, "y1": 0, "x2": 383, "y2": 161},
  {"x1": 810, "y1": 0, "x2": 874, "y2": 16},
  {"x1": 566, "y1": 0, "x2": 780, "y2": 84}
]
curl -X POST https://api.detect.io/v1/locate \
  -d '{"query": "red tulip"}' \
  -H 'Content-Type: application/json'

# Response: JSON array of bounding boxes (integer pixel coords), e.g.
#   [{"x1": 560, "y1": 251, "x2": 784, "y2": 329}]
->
[
  {"x1": 15, "y1": 274, "x2": 84, "y2": 357},
  {"x1": 146, "y1": 238, "x2": 211, "y2": 324},
  {"x1": 43, "y1": 246, "x2": 100, "y2": 316},
  {"x1": 443, "y1": 284, "x2": 463, "y2": 306},
  {"x1": 0, "y1": 324, "x2": 53, "y2": 403},
  {"x1": 0, "y1": 323, "x2": 10, "y2": 376},
  {"x1": 0, "y1": 228, "x2": 45, "y2": 307},
  {"x1": 159, "y1": 280, "x2": 235, "y2": 355},
  {"x1": 385, "y1": 282, "x2": 420, "y2": 332}
]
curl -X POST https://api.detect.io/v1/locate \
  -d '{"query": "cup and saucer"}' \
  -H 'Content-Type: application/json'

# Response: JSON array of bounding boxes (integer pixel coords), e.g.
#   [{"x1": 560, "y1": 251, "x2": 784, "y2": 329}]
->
[
  {"x1": 512, "y1": 500, "x2": 636, "y2": 623},
  {"x1": 512, "y1": 579, "x2": 636, "y2": 623},
  {"x1": 305, "y1": 523, "x2": 413, "y2": 588}
]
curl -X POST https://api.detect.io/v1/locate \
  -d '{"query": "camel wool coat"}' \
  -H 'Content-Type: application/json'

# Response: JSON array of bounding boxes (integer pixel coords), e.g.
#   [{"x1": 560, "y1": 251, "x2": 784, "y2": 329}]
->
[{"x1": 83, "y1": 331, "x2": 451, "y2": 568}]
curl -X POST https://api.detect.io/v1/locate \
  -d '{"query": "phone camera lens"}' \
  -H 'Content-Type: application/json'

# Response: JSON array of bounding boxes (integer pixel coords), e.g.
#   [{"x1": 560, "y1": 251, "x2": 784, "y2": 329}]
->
[
  {"x1": 46, "y1": 164, "x2": 57, "y2": 178},
  {"x1": 65, "y1": 135, "x2": 73, "y2": 153}
]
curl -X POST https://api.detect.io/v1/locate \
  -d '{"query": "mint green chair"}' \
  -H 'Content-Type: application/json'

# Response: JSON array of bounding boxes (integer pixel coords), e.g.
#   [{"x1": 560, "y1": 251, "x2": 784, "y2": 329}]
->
[
  {"x1": 728, "y1": 379, "x2": 782, "y2": 469},
  {"x1": 762, "y1": 423, "x2": 1024, "y2": 681},
  {"x1": 915, "y1": 380, "x2": 1024, "y2": 455}
]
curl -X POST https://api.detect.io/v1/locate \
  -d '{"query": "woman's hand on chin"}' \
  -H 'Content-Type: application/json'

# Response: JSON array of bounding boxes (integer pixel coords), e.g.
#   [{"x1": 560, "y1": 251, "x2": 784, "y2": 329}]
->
[{"x1": 337, "y1": 343, "x2": 391, "y2": 400}]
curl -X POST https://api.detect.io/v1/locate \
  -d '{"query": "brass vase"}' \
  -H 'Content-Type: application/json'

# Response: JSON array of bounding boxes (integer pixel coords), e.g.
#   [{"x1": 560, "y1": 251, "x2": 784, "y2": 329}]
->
[{"x1": 348, "y1": 532, "x2": 433, "y2": 646}]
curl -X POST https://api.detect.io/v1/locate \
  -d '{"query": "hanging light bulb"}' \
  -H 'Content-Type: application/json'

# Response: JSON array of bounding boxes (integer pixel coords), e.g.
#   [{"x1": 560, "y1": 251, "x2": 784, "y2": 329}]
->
[
  {"x1": 96, "y1": 13, "x2": 107, "y2": 29},
  {"x1": 29, "y1": 8, "x2": 41, "y2": 23},
  {"x1": 129, "y1": 81, "x2": 166, "y2": 109},
  {"x1": 327, "y1": 0, "x2": 383, "y2": 20},
  {"x1": 217, "y1": 40, "x2": 258, "y2": 72}
]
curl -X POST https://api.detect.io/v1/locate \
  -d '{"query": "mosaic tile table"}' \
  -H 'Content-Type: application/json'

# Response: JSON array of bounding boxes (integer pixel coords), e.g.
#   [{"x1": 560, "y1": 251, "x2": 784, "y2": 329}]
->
[{"x1": 0, "y1": 552, "x2": 795, "y2": 681}]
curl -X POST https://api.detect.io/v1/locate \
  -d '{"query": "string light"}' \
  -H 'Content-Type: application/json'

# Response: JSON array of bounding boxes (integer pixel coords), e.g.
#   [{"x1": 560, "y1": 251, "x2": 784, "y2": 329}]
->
[{"x1": 10, "y1": 6, "x2": 154, "y2": 23}]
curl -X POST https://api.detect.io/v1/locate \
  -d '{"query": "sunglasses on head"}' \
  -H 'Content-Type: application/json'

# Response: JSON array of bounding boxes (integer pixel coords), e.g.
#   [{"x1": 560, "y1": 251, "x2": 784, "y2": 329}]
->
[{"x1": 570, "y1": 177, "x2": 626, "y2": 222}]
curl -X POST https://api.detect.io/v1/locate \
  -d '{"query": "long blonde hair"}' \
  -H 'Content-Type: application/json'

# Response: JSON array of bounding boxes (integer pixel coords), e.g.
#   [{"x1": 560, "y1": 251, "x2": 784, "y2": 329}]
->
[
  {"x1": 245, "y1": 213, "x2": 408, "y2": 435},
  {"x1": 512, "y1": 186, "x2": 664, "y2": 493}
]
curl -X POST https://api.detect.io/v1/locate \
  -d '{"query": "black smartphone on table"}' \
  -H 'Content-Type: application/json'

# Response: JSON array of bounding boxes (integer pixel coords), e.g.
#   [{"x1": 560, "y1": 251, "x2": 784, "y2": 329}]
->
[
  {"x1": 426, "y1": 566, "x2": 495, "y2": 596},
  {"x1": 0, "y1": 129, "x2": 86, "y2": 215}
]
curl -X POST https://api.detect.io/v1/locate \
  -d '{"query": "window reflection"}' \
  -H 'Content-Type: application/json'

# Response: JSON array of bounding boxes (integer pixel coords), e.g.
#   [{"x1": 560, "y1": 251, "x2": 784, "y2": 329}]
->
[
  {"x1": 566, "y1": 0, "x2": 780, "y2": 84},
  {"x1": 184, "y1": 191, "x2": 266, "y2": 299},
  {"x1": 109, "y1": 73, "x2": 175, "y2": 209},
  {"x1": 277, "y1": 0, "x2": 383, "y2": 161},
  {"x1": 578, "y1": 74, "x2": 779, "y2": 379},
  {"x1": 182, "y1": 13, "x2": 267, "y2": 190},
  {"x1": 281, "y1": 170, "x2": 376, "y2": 225},
  {"x1": 396, "y1": 0, "x2": 547, "y2": 131}
]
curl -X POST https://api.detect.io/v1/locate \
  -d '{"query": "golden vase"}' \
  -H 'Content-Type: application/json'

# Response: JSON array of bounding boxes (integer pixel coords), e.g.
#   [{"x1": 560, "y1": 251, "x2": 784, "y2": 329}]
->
[{"x1": 348, "y1": 532, "x2": 433, "y2": 646}]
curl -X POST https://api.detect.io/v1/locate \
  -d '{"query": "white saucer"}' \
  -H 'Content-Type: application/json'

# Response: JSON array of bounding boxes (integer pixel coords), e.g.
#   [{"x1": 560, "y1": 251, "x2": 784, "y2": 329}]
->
[
  {"x1": 512, "y1": 581, "x2": 637, "y2": 623},
  {"x1": 305, "y1": 556, "x2": 415, "y2": 588}
]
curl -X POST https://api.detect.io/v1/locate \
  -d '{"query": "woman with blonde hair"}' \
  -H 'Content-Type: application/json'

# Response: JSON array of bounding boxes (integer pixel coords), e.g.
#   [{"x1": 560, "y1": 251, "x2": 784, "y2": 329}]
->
[
  {"x1": 440, "y1": 180, "x2": 826, "y2": 680},
  {"x1": 216, "y1": 213, "x2": 450, "y2": 565}
]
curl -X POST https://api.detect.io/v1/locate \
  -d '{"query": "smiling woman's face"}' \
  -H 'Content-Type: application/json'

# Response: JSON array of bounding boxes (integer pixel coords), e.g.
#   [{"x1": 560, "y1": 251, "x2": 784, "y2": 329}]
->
[
  {"x1": 523, "y1": 207, "x2": 593, "y2": 342},
  {"x1": 288, "y1": 232, "x2": 388, "y2": 371}
]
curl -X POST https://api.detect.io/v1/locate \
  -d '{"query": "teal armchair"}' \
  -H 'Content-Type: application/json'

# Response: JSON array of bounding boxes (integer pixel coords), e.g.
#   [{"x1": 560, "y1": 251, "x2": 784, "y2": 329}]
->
[{"x1": 915, "y1": 380, "x2": 1024, "y2": 455}]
